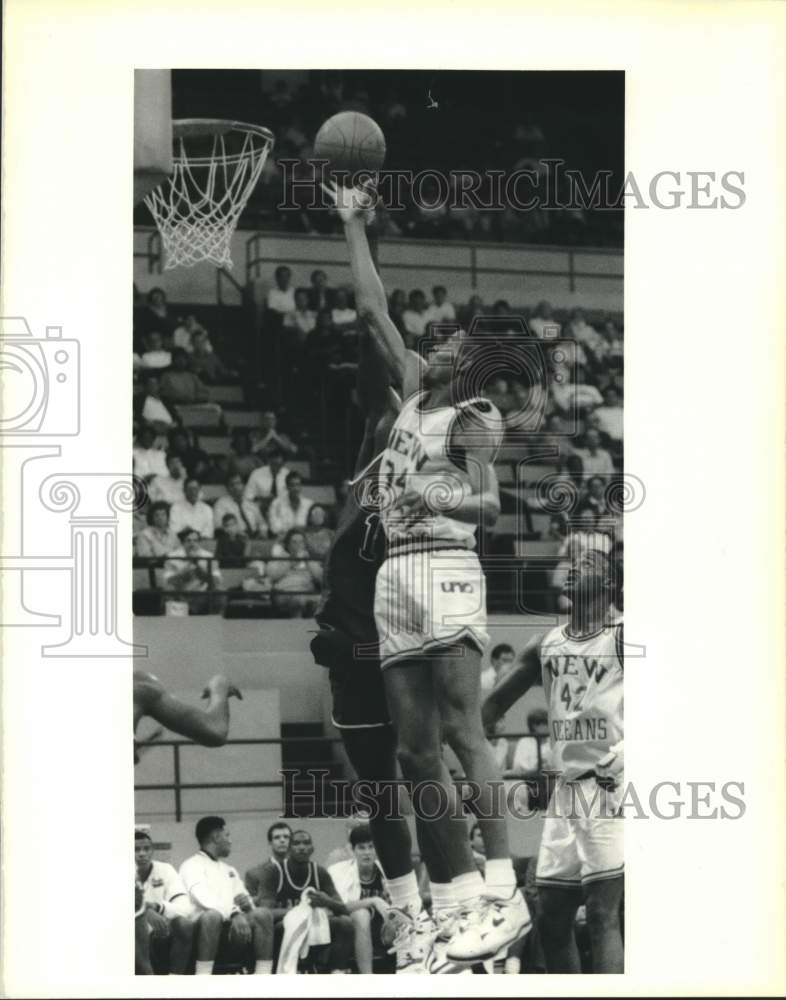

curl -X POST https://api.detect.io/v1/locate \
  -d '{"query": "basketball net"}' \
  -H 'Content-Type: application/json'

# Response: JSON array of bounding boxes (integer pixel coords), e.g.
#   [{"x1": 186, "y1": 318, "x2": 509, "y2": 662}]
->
[{"x1": 145, "y1": 121, "x2": 274, "y2": 270}]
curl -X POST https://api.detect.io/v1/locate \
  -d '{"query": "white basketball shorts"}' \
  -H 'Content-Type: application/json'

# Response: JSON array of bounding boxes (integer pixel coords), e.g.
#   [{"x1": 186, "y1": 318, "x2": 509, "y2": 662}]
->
[
  {"x1": 535, "y1": 776, "x2": 624, "y2": 886},
  {"x1": 374, "y1": 547, "x2": 490, "y2": 668}
]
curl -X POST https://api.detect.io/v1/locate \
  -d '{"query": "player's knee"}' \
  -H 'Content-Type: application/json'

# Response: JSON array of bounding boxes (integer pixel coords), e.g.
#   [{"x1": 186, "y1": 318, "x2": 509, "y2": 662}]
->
[
  {"x1": 537, "y1": 893, "x2": 576, "y2": 936},
  {"x1": 198, "y1": 908, "x2": 224, "y2": 931},
  {"x1": 397, "y1": 745, "x2": 441, "y2": 778},
  {"x1": 441, "y1": 716, "x2": 484, "y2": 756},
  {"x1": 170, "y1": 915, "x2": 195, "y2": 939},
  {"x1": 351, "y1": 907, "x2": 371, "y2": 929},
  {"x1": 249, "y1": 907, "x2": 273, "y2": 932},
  {"x1": 585, "y1": 893, "x2": 621, "y2": 933}
]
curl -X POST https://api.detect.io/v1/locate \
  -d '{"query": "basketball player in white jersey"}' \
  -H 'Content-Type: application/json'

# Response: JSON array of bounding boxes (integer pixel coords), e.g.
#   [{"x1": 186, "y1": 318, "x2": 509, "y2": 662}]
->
[
  {"x1": 325, "y1": 179, "x2": 530, "y2": 965},
  {"x1": 482, "y1": 542, "x2": 624, "y2": 973}
]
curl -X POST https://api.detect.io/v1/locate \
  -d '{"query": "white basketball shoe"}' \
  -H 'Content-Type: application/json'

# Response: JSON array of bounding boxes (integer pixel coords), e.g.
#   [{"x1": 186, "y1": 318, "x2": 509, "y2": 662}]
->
[
  {"x1": 382, "y1": 906, "x2": 436, "y2": 974},
  {"x1": 445, "y1": 890, "x2": 532, "y2": 963}
]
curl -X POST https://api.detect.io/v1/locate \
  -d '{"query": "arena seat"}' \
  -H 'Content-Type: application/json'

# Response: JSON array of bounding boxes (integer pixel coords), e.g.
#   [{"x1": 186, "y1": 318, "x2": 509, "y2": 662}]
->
[
  {"x1": 176, "y1": 405, "x2": 223, "y2": 428},
  {"x1": 224, "y1": 410, "x2": 262, "y2": 430},
  {"x1": 305, "y1": 485, "x2": 336, "y2": 506},
  {"x1": 209, "y1": 385, "x2": 245, "y2": 405},
  {"x1": 201, "y1": 435, "x2": 232, "y2": 456}
]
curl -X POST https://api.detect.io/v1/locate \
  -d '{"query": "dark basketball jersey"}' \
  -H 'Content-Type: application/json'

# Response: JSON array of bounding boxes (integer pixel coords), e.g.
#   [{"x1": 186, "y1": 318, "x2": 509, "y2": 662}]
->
[
  {"x1": 316, "y1": 453, "x2": 386, "y2": 645},
  {"x1": 273, "y1": 859, "x2": 322, "y2": 910},
  {"x1": 358, "y1": 866, "x2": 387, "y2": 901}
]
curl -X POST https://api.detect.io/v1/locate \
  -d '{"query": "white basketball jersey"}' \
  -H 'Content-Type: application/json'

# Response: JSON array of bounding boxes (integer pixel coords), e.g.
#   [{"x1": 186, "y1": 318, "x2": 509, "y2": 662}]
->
[
  {"x1": 540, "y1": 621, "x2": 624, "y2": 780},
  {"x1": 379, "y1": 390, "x2": 499, "y2": 552}
]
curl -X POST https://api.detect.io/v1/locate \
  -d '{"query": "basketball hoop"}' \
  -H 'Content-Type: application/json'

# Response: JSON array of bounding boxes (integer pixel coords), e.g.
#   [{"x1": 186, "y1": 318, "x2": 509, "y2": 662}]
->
[{"x1": 144, "y1": 119, "x2": 275, "y2": 270}]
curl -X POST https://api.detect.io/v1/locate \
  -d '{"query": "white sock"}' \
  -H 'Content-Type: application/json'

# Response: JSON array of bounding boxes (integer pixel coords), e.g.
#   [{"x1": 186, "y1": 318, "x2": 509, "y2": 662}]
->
[
  {"x1": 430, "y1": 881, "x2": 458, "y2": 914},
  {"x1": 254, "y1": 959, "x2": 273, "y2": 974},
  {"x1": 195, "y1": 960, "x2": 214, "y2": 975},
  {"x1": 505, "y1": 956, "x2": 521, "y2": 974},
  {"x1": 451, "y1": 869, "x2": 486, "y2": 906},
  {"x1": 484, "y1": 858, "x2": 517, "y2": 898},
  {"x1": 386, "y1": 871, "x2": 422, "y2": 915}
]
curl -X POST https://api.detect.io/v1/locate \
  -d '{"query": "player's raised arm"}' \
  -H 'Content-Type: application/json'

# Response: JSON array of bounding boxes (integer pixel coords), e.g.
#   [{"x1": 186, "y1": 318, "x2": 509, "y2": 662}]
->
[
  {"x1": 481, "y1": 634, "x2": 544, "y2": 728},
  {"x1": 323, "y1": 181, "x2": 424, "y2": 397},
  {"x1": 133, "y1": 670, "x2": 242, "y2": 747}
]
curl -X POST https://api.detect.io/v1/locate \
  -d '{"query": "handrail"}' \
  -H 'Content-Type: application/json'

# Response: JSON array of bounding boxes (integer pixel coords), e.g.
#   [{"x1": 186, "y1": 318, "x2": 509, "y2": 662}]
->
[
  {"x1": 135, "y1": 733, "x2": 548, "y2": 822},
  {"x1": 244, "y1": 229, "x2": 623, "y2": 290}
]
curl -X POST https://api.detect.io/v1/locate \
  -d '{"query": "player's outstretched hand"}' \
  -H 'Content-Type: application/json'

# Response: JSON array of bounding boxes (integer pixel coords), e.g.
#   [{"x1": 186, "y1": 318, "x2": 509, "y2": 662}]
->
[
  {"x1": 201, "y1": 674, "x2": 243, "y2": 702},
  {"x1": 321, "y1": 178, "x2": 377, "y2": 226}
]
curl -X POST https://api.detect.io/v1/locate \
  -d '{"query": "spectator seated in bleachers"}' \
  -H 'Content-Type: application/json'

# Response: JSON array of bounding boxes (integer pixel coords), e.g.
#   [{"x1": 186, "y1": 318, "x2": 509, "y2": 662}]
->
[
  {"x1": 240, "y1": 559, "x2": 273, "y2": 601},
  {"x1": 551, "y1": 363, "x2": 603, "y2": 417},
  {"x1": 401, "y1": 288, "x2": 428, "y2": 342},
  {"x1": 267, "y1": 528, "x2": 322, "y2": 618},
  {"x1": 229, "y1": 430, "x2": 262, "y2": 483},
  {"x1": 167, "y1": 428, "x2": 211, "y2": 482},
  {"x1": 423, "y1": 284, "x2": 456, "y2": 325},
  {"x1": 140, "y1": 330, "x2": 173, "y2": 371},
  {"x1": 148, "y1": 453, "x2": 186, "y2": 506},
  {"x1": 592, "y1": 386, "x2": 623, "y2": 443},
  {"x1": 328, "y1": 825, "x2": 391, "y2": 975},
  {"x1": 214, "y1": 513, "x2": 251, "y2": 566},
  {"x1": 133, "y1": 425, "x2": 168, "y2": 481},
  {"x1": 179, "y1": 816, "x2": 274, "y2": 976},
  {"x1": 576, "y1": 427, "x2": 615, "y2": 479},
  {"x1": 251, "y1": 411, "x2": 298, "y2": 461},
  {"x1": 138, "y1": 374, "x2": 176, "y2": 433},
  {"x1": 481, "y1": 642, "x2": 516, "y2": 698},
  {"x1": 268, "y1": 471, "x2": 313, "y2": 537},
  {"x1": 170, "y1": 478, "x2": 215, "y2": 540},
  {"x1": 303, "y1": 504, "x2": 334, "y2": 559},
  {"x1": 135, "y1": 829, "x2": 196, "y2": 975},
  {"x1": 243, "y1": 448, "x2": 289, "y2": 512},
  {"x1": 134, "y1": 500, "x2": 179, "y2": 559},
  {"x1": 284, "y1": 288, "x2": 317, "y2": 345},
  {"x1": 160, "y1": 349, "x2": 222, "y2": 418},
  {"x1": 524, "y1": 298, "x2": 557, "y2": 339},
  {"x1": 304, "y1": 269, "x2": 334, "y2": 313},
  {"x1": 172, "y1": 313, "x2": 210, "y2": 353},
  {"x1": 214, "y1": 472, "x2": 268, "y2": 540},
  {"x1": 137, "y1": 287, "x2": 176, "y2": 342},
  {"x1": 190, "y1": 331, "x2": 238, "y2": 384},
  {"x1": 330, "y1": 287, "x2": 358, "y2": 334},
  {"x1": 163, "y1": 529, "x2": 222, "y2": 614},
  {"x1": 266, "y1": 265, "x2": 295, "y2": 320}
]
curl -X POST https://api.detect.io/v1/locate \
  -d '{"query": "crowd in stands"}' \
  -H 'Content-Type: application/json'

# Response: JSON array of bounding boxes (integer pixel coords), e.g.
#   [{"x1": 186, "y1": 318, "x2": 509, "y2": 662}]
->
[
  {"x1": 137, "y1": 814, "x2": 600, "y2": 975},
  {"x1": 133, "y1": 276, "x2": 624, "y2": 617}
]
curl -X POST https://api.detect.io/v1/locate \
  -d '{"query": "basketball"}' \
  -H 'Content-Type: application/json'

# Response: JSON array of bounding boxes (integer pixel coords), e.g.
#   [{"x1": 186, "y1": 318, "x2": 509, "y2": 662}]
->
[{"x1": 313, "y1": 111, "x2": 387, "y2": 176}]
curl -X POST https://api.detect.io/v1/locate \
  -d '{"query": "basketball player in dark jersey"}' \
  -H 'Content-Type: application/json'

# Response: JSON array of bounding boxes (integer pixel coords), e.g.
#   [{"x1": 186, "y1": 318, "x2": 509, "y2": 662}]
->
[
  {"x1": 310, "y1": 324, "x2": 457, "y2": 972},
  {"x1": 250, "y1": 829, "x2": 354, "y2": 972}
]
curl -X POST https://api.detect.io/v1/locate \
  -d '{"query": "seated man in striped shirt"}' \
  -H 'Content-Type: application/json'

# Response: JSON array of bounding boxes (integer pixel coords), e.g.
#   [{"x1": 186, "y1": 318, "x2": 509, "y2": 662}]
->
[{"x1": 179, "y1": 816, "x2": 274, "y2": 976}]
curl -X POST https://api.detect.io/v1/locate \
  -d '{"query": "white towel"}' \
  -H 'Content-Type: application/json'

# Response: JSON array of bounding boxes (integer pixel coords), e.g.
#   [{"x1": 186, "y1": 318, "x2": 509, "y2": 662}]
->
[{"x1": 275, "y1": 890, "x2": 332, "y2": 974}]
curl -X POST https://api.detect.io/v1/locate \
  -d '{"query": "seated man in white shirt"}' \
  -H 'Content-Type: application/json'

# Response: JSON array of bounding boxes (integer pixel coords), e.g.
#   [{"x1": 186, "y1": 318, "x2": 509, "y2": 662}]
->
[
  {"x1": 329, "y1": 825, "x2": 390, "y2": 974},
  {"x1": 179, "y1": 815, "x2": 274, "y2": 976},
  {"x1": 330, "y1": 287, "x2": 358, "y2": 332},
  {"x1": 135, "y1": 829, "x2": 196, "y2": 974},
  {"x1": 423, "y1": 284, "x2": 456, "y2": 325},
  {"x1": 243, "y1": 449, "x2": 290, "y2": 512},
  {"x1": 169, "y1": 478, "x2": 215, "y2": 539},
  {"x1": 140, "y1": 375, "x2": 176, "y2": 434},
  {"x1": 528, "y1": 300, "x2": 562, "y2": 339},
  {"x1": 591, "y1": 386, "x2": 623, "y2": 442},
  {"x1": 266, "y1": 265, "x2": 296, "y2": 318},
  {"x1": 213, "y1": 473, "x2": 267, "y2": 539},
  {"x1": 163, "y1": 529, "x2": 222, "y2": 614},
  {"x1": 267, "y1": 471, "x2": 313, "y2": 538},
  {"x1": 133, "y1": 426, "x2": 168, "y2": 481},
  {"x1": 576, "y1": 428, "x2": 616, "y2": 478},
  {"x1": 141, "y1": 330, "x2": 173, "y2": 370},
  {"x1": 504, "y1": 709, "x2": 554, "y2": 811},
  {"x1": 148, "y1": 453, "x2": 186, "y2": 506},
  {"x1": 401, "y1": 288, "x2": 428, "y2": 340}
]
